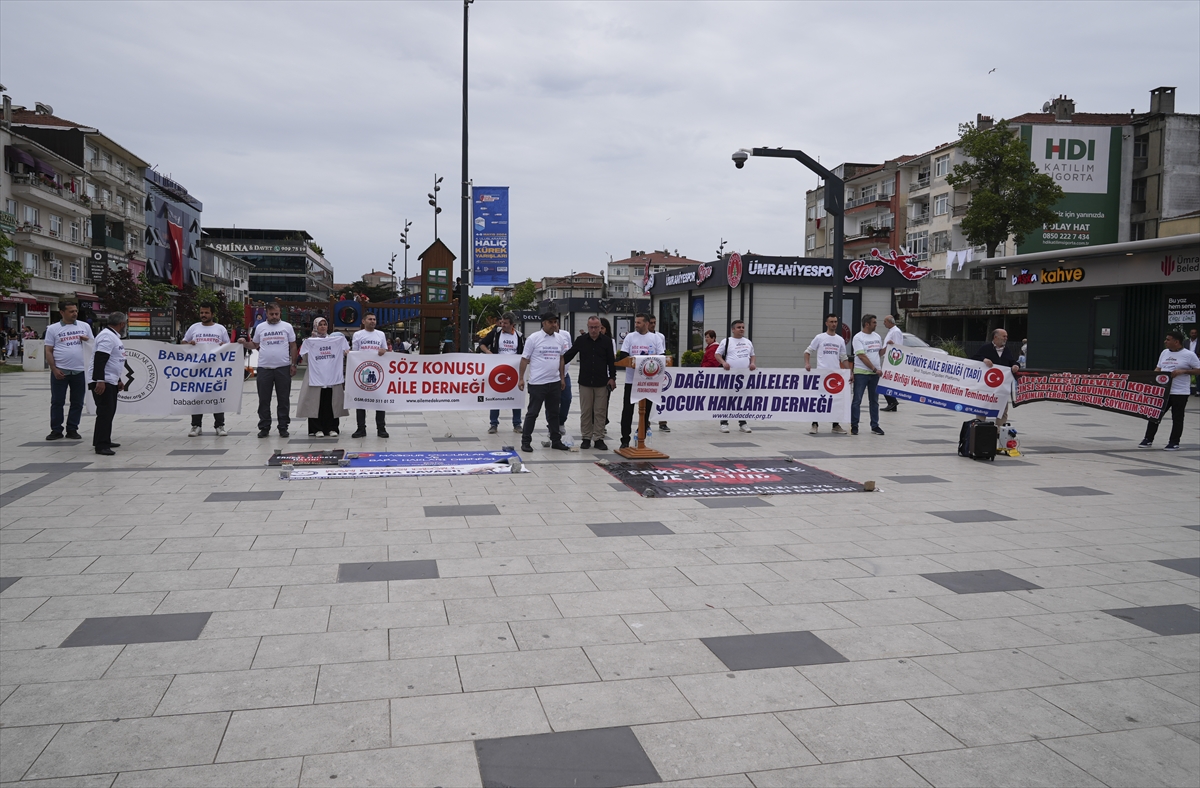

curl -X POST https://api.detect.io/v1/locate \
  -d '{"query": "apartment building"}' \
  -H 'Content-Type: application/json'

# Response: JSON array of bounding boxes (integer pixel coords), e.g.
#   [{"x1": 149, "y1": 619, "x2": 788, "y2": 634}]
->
[
  {"x1": 202, "y1": 227, "x2": 335, "y2": 303},
  {"x1": 535, "y1": 271, "x2": 605, "y2": 301},
  {"x1": 607, "y1": 249, "x2": 700, "y2": 299},
  {"x1": 198, "y1": 245, "x2": 250, "y2": 304}
]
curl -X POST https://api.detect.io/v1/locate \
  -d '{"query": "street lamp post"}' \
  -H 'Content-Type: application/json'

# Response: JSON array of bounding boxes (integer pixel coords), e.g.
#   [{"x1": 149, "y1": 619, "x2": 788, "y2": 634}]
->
[
  {"x1": 399, "y1": 219, "x2": 412, "y2": 296},
  {"x1": 459, "y1": 0, "x2": 474, "y2": 355},
  {"x1": 428, "y1": 176, "x2": 443, "y2": 238},
  {"x1": 732, "y1": 147, "x2": 846, "y2": 329}
]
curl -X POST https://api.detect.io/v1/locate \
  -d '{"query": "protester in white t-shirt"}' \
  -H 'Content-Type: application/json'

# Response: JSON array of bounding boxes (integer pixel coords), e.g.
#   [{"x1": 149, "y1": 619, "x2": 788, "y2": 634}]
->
[
  {"x1": 1140, "y1": 329, "x2": 1200, "y2": 450},
  {"x1": 805, "y1": 312, "x2": 850, "y2": 435},
  {"x1": 715, "y1": 319, "x2": 756, "y2": 434},
  {"x1": 90, "y1": 312, "x2": 127, "y2": 456},
  {"x1": 851, "y1": 314, "x2": 884, "y2": 436},
  {"x1": 648, "y1": 314, "x2": 672, "y2": 435},
  {"x1": 43, "y1": 302, "x2": 94, "y2": 441},
  {"x1": 350, "y1": 313, "x2": 390, "y2": 439},
  {"x1": 297, "y1": 317, "x2": 350, "y2": 437},
  {"x1": 518, "y1": 312, "x2": 569, "y2": 452},
  {"x1": 881, "y1": 315, "x2": 904, "y2": 412},
  {"x1": 182, "y1": 303, "x2": 232, "y2": 437},
  {"x1": 480, "y1": 311, "x2": 525, "y2": 434},
  {"x1": 241, "y1": 303, "x2": 298, "y2": 438},
  {"x1": 617, "y1": 313, "x2": 665, "y2": 448}
]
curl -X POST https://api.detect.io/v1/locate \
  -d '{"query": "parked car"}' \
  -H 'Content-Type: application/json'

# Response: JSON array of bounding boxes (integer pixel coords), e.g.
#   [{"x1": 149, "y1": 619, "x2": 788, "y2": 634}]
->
[{"x1": 901, "y1": 332, "x2": 948, "y2": 355}]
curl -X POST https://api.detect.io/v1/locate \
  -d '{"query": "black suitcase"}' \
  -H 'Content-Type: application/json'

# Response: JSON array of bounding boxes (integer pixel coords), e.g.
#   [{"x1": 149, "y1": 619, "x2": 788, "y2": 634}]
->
[{"x1": 958, "y1": 419, "x2": 997, "y2": 461}]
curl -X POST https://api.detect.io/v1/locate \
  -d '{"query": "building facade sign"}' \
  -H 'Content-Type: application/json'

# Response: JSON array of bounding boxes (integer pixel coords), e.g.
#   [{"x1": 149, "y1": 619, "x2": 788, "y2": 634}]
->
[
  {"x1": 207, "y1": 241, "x2": 309, "y2": 254},
  {"x1": 1008, "y1": 246, "x2": 1200, "y2": 291},
  {"x1": 648, "y1": 251, "x2": 920, "y2": 295}
]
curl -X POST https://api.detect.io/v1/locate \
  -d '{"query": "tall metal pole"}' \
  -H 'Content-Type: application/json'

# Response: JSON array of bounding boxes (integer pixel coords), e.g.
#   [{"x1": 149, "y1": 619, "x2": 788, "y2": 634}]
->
[{"x1": 459, "y1": 0, "x2": 473, "y2": 353}]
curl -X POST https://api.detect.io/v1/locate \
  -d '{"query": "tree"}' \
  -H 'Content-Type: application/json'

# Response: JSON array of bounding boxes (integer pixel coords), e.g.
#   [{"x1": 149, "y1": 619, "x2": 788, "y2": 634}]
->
[
  {"x1": 0, "y1": 231, "x2": 26, "y2": 297},
  {"x1": 137, "y1": 274, "x2": 175, "y2": 309},
  {"x1": 100, "y1": 266, "x2": 142, "y2": 314},
  {"x1": 338, "y1": 279, "x2": 397, "y2": 303},
  {"x1": 470, "y1": 293, "x2": 503, "y2": 321},
  {"x1": 947, "y1": 119, "x2": 1065, "y2": 258},
  {"x1": 508, "y1": 278, "x2": 537, "y2": 309}
]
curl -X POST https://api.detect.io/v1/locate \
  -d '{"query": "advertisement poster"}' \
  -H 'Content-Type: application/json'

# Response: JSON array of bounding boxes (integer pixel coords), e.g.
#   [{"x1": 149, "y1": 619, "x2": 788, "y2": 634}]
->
[
  {"x1": 647, "y1": 367, "x2": 851, "y2": 423},
  {"x1": 344, "y1": 351, "x2": 524, "y2": 412},
  {"x1": 472, "y1": 186, "x2": 509, "y2": 287},
  {"x1": 86, "y1": 340, "x2": 243, "y2": 416},
  {"x1": 1019, "y1": 125, "x2": 1122, "y2": 252},
  {"x1": 1013, "y1": 370, "x2": 1169, "y2": 420},
  {"x1": 604, "y1": 459, "x2": 861, "y2": 498},
  {"x1": 877, "y1": 346, "x2": 1012, "y2": 418},
  {"x1": 268, "y1": 450, "x2": 345, "y2": 466}
]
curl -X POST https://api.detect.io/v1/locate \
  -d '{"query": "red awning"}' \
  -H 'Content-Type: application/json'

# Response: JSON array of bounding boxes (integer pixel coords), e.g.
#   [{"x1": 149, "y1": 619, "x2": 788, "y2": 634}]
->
[{"x1": 0, "y1": 291, "x2": 39, "y2": 306}]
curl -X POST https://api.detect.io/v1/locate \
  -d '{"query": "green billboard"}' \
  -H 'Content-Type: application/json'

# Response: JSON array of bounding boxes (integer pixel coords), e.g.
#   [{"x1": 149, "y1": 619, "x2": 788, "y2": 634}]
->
[{"x1": 1018, "y1": 125, "x2": 1123, "y2": 253}]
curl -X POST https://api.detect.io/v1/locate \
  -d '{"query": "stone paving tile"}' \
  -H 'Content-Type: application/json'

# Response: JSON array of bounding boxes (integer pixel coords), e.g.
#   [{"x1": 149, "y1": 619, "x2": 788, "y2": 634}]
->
[
  {"x1": 217, "y1": 700, "x2": 391, "y2": 761},
  {"x1": 113, "y1": 757, "x2": 303, "y2": 788},
  {"x1": 1041, "y1": 726, "x2": 1200, "y2": 788},
  {"x1": 536, "y1": 676, "x2": 698, "y2": 730},
  {"x1": 908, "y1": 689, "x2": 1099, "y2": 747},
  {"x1": 390, "y1": 688, "x2": 550, "y2": 746},
  {"x1": 1030, "y1": 677, "x2": 1200, "y2": 732},
  {"x1": 778, "y1": 700, "x2": 962, "y2": 762},
  {"x1": 901, "y1": 740, "x2": 1105, "y2": 787},
  {"x1": 389, "y1": 622, "x2": 518, "y2": 659},
  {"x1": 748, "y1": 756, "x2": 932, "y2": 788},
  {"x1": 0, "y1": 724, "x2": 60, "y2": 782},
  {"x1": 634, "y1": 714, "x2": 819, "y2": 781},
  {"x1": 299, "y1": 743, "x2": 482, "y2": 788},
  {"x1": 252, "y1": 630, "x2": 389, "y2": 668},
  {"x1": 315, "y1": 656, "x2": 461, "y2": 703},
  {"x1": 0, "y1": 676, "x2": 171, "y2": 726}
]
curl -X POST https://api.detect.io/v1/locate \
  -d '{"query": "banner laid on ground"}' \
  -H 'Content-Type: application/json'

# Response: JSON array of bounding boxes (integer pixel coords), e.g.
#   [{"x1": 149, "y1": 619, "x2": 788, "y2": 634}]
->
[
  {"x1": 85, "y1": 340, "x2": 243, "y2": 415},
  {"x1": 344, "y1": 352, "x2": 524, "y2": 413},
  {"x1": 1012, "y1": 370, "x2": 1169, "y2": 420},
  {"x1": 282, "y1": 450, "x2": 525, "y2": 479},
  {"x1": 648, "y1": 368, "x2": 850, "y2": 423},
  {"x1": 268, "y1": 450, "x2": 345, "y2": 466},
  {"x1": 603, "y1": 459, "x2": 861, "y2": 498},
  {"x1": 877, "y1": 346, "x2": 1011, "y2": 418}
]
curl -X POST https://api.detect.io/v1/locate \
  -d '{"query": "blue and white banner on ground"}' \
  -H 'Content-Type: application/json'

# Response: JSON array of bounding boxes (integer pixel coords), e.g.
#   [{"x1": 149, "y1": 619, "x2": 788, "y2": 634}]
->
[
  {"x1": 877, "y1": 346, "x2": 1012, "y2": 418},
  {"x1": 344, "y1": 352, "x2": 524, "y2": 412},
  {"x1": 85, "y1": 340, "x2": 243, "y2": 415},
  {"x1": 472, "y1": 186, "x2": 509, "y2": 286},
  {"x1": 649, "y1": 367, "x2": 851, "y2": 423},
  {"x1": 283, "y1": 450, "x2": 526, "y2": 480}
]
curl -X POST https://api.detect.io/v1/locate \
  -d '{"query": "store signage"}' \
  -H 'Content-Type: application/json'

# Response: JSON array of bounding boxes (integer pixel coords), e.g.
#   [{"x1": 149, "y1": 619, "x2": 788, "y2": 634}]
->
[
  {"x1": 1161, "y1": 253, "x2": 1200, "y2": 277},
  {"x1": 1019, "y1": 125, "x2": 1121, "y2": 252},
  {"x1": 207, "y1": 242, "x2": 308, "y2": 254},
  {"x1": 1039, "y1": 266, "x2": 1085, "y2": 284},
  {"x1": 1167, "y1": 296, "x2": 1196, "y2": 324},
  {"x1": 727, "y1": 252, "x2": 743, "y2": 288}
]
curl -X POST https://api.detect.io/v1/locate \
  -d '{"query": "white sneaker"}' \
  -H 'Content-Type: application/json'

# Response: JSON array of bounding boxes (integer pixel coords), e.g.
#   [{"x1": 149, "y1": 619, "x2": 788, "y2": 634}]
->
[
  {"x1": 809, "y1": 424, "x2": 818, "y2": 434},
  {"x1": 739, "y1": 424, "x2": 753, "y2": 433},
  {"x1": 720, "y1": 424, "x2": 730, "y2": 433},
  {"x1": 188, "y1": 426, "x2": 201, "y2": 437},
  {"x1": 215, "y1": 426, "x2": 228, "y2": 437}
]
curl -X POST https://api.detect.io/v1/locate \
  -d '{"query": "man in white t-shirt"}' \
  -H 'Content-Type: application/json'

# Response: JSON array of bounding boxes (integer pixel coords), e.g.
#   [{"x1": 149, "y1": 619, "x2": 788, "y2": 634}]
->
[
  {"x1": 90, "y1": 312, "x2": 127, "y2": 455},
  {"x1": 1189, "y1": 328, "x2": 1198, "y2": 396},
  {"x1": 716, "y1": 319, "x2": 756, "y2": 433},
  {"x1": 851, "y1": 314, "x2": 885, "y2": 436},
  {"x1": 805, "y1": 312, "x2": 849, "y2": 435},
  {"x1": 240, "y1": 303, "x2": 297, "y2": 438},
  {"x1": 44, "y1": 301, "x2": 94, "y2": 441},
  {"x1": 518, "y1": 312, "x2": 569, "y2": 453},
  {"x1": 480, "y1": 311, "x2": 525, "y2": 434},
  {"x1": 649, "y1": 314, "x2": 671, "y2": 435},
  {"x1": 1140, "y1": 329, "x2": 1200, "y2": 451},
  {"x1": 350, "y1": 312, "x2": 391, "y2": 439},
  {"x1": 881, "y1": 315, "x2": 904, "y2": 412},
  {"x1": 617, "y1": 313, "x2": 665, "y2": 448},
  {"x1": 182, "y1": 303, "x2": 232, "y2": 437}
]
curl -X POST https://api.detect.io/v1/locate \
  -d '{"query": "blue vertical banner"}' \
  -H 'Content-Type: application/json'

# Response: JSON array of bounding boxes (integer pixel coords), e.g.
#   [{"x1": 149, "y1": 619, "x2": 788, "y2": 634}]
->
[{"x1": 472, "y1": 186, "x2": 509, "y2": 286}]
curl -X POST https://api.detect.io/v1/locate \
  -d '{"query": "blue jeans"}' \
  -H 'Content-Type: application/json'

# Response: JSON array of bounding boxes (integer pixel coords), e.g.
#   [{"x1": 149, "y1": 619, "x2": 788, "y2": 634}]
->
[
  {"x1": 490, "y1": 408, "x2": 522, "y2": 427},
  {"x1": 851, "y1": 373, "x2": 879, "y2": 430},
  {"x1": 558, "y1": 373, "x2": 572, "y2": 428},
  {"x1": 50, "y1": 369, "x2": 86, "y2": 434}
]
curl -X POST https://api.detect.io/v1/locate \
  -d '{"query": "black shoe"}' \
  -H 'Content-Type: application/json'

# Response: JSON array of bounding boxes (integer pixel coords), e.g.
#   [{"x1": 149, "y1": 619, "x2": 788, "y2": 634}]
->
[
  {"x1": 65, "y1": 431, "x2": 82, "y2": 440},
  {"x1": 377, "y1": 429, "x2": 389, "y2": 438},
  {"x1": 620, "y1": 441, "x2": 630, "y2": 449},
  {"x1": 871, "y1": 426, "x2": 885, "y2": 435},
  {"x1": 46, "y1": 432, "x2": 63, "y2": 441},
  {"x1": 279, "y1": 430, "x2": 290, "y2": 438},
  {"x1": 106, "y1": 443, "x2": 121, "y2": 448},
  {"x1": 850, "y1": 427, "x2": 859, "y2": 435},
  {"x1": 258, "y1": 429, "x2": 270, "y2": 438},
  {"x1": 659, "y1": 423, "x2": 671, "y2": 433},
  {"x1": 550, "y1": 442, "x2": 569, "y2": 451},
  {"x1": 593, "y1": 440, "x2": 608, "y2": 451},
  {"x1": 95, "y1": 447, "x2": 115, "y2": 456},
  {"x1": 580, "y1": 439, "x2": 592, "y2": 450},
  {"x1": 352, "y1": 428, "x2": 367, "y2": 438},
  {"x1": 520, "y1": 443, "x2": 533, "y2": 453},
  {"x1": 881, "y1": 406, "x2": 898, "y2": 412}
]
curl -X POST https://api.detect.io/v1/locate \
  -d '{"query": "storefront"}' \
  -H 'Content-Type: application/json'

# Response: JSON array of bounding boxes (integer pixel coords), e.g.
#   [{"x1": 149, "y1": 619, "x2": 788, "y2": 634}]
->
[
  {"x1": 648, "y1": 252, "x2": 922, "y2": 366},
  {"x1": 1006, "y1": 234, "x2": 1200, "y2": 370}
]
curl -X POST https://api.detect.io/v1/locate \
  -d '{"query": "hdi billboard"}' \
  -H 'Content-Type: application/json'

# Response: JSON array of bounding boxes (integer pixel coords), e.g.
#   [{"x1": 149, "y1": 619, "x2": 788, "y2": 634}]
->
[
  {"x1": 472, "y1": 187, "x2": 509, "y2": 286},
  {"x1": 1019, "y1": 125, "x2": 1123, "y2": 253}
]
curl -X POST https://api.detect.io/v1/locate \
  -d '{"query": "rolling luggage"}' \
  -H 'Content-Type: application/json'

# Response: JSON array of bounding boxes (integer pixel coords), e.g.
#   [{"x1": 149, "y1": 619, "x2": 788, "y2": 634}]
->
[{"x1": 958, "y1": 419, "x2": 997, "y2": 461}]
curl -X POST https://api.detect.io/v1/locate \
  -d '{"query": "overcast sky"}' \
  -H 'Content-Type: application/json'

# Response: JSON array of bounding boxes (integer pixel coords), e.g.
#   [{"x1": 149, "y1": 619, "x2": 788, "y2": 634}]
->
[{"x1": 3, "y1": 1, "x2": 1197, "y2": 287}]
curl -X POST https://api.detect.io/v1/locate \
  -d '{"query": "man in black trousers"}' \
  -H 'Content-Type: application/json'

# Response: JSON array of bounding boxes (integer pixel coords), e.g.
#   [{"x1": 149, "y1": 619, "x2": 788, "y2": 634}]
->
[
  {"x1": 90, "y1": 312, "x2": 127, "y2": 456},
  {"x1": 563, "y1": 316, "x2": 617, "y2": 450},
  {"x1": 972, "y1": 327, "x2": 1021, "y2": 425}
]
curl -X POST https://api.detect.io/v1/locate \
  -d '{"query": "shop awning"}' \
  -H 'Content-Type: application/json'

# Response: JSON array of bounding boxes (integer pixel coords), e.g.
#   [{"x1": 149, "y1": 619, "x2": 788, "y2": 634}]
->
[{"x1": 0, "y1": 291, "x2": 39, "y2": 306}]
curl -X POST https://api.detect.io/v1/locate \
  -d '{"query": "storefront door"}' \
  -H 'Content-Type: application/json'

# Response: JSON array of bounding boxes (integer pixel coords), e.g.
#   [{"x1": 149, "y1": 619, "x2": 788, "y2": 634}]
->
[
  {"x1": 659, "y1": 299, "x2": 680, "y2": 363},
  {"x1": 1090, "y1": 294, "x2": 1120, "y2": 370}
]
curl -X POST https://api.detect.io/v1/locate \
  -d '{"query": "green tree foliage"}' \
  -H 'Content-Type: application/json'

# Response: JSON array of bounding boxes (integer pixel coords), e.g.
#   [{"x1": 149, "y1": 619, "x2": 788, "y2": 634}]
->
[
  {"x1": 338, "y1": 279, "x2": 397, "y2": 303},
  {"x1": 100, "y1": 266, "x2": 141, "y2": 314},
  {"x1": 137, "y1": 274, "x2": 175, "y2": 309},
  {"x1": 0, "y1": 231, "x2": 26, "y2": 297},
  {"x1": 470, "y1": 293, "x2": 504, "y2": 321},
  {"x1": 508, "y1": 278, "x2": 537, "y2": 309},
  {"x1": 177, "y1": 284, "x2": 244, "y2": 330},
  {"x1": 947, "y1": 120, "x2": 1065, "y2": 258}
]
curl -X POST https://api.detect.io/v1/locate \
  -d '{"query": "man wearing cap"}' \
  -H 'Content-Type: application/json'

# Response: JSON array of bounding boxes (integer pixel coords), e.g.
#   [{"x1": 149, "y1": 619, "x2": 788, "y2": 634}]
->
[{"x1": 518, "y1": 312, "x2": 569, "y2": 453}]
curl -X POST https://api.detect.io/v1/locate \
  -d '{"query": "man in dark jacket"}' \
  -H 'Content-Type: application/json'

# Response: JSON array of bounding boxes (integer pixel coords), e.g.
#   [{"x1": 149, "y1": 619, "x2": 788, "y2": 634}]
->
[
  {"x1": 973, "y1": 328, "x2": 1020, "y2": 424},
  {"x1": 480, "y1": 312, "x2": 525, "y2": 433},
  {"x1": 563, "y1": 316, "x2": 617, "y2": 450}
]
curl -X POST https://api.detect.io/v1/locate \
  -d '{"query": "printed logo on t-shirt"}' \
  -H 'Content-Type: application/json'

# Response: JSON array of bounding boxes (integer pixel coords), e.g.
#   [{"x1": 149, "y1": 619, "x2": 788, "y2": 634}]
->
[{"x1": 496, "y1": 332, "x2": 520, "y2": 354}]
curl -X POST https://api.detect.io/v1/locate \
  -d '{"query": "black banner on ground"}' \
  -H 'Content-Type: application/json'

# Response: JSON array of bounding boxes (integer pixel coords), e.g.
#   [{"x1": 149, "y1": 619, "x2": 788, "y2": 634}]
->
[
  {"x1": 268, "y1": 449, "x2": 346, "y2": 466},
  {"x1": 603, "y1": 459, "x2": 861, "y2": 498},
  {"x1": 1013, "y1": 370, "x2": 1169, "y2": 420}
]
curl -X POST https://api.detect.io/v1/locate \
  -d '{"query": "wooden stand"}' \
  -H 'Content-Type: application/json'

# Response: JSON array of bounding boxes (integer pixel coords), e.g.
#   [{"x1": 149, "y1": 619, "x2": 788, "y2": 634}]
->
[{"x1": 614, "y1": 357, "x2": 669, "y2": 460}]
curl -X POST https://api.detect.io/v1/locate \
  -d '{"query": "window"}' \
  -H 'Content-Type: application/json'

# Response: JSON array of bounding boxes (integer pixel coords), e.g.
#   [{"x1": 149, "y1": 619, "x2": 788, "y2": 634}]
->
[
  {"x1": 23, "y1": 205, "x2": 39, "y2": 226},
  {"x1": 931, "y1": 231, "x2": 950, "y2": 253},
  {"x1": 806, "y1": 205, "x2": 817, "y2": 221},
  {"x1": 24, "y1": 252, "x2": 38, "y2": 273},
  {"x1": 845, "y1": 188, "x2": 855, "y2": 202},
  {"x1": 548, "y1": 289, "x2": 557, "y2": 299},
  {"x1": 611, "y1": 266, "x2": 626, "y2": 277},
  {"x1": 859, "y1": 184, "x2": 877, "y2": 202},
  {"x1": 880, "y1": 180, "x2": 895, "y2": 198},
  {"x1": 70, "y1": 220, "x2": 82, "y2": 243},
  {"x1": 4, "y1": 198, "x2": 15, "y2": 216},
  {"x1": 806, "y1": 234, "x2": 816, "y2": 250},
  {"x1": 85, "y1": 182, "x2": 96, "y2": 200},
  {"x1": 583, "y1": 289, "x2": 595, "y2": 298},
  {"x1": 934, "y1": 155, "x2": 950, "y2": 177},
  {"x1": 49, "y1": 215, "x2": 63, "y2": 237},
  {"x1": 826, "y1": 227, "x2": 834, "y2": 246},
  {"x1": 49, "y1": 259, "x2": 62, "y2": 280},
  {"x1": 906, "y1": 230, "x2": 929, "y2": 260},
  {"x1": 427, "y1": 267, "x2": 449, "y2": 284},
  {"x1": 1133, "y1": 135, "x2": 1148, "y2": 158},
  {"x1": 1132, "y1": 179, "x2": 1147, "y2": 201},
  {"x1": 1131, "y1": 222, "x2": 1147, "y2": 241},
  {"x1": 933, "y1": 194, "x2": 949, "y2": 216},
  {"x1": 427, "y1": 286, "x2": 449, "y2": 303},
  {"x1": 84, "y1": 146, "x2": 96, "y2": 163},
  {"x1": 633, "y1": 266, "x2": 644, "y2": 277}
]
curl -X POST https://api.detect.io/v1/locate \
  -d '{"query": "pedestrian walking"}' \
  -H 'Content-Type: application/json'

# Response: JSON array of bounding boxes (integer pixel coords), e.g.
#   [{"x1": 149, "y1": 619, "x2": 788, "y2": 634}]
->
[
  {"x1": 716, "y1": 319, "x2": 756, "y2": 433},
  {"x1": 351, "y1": 313, "x2": 390, "y2": 438},
  {"x1": 241, "y1": 303, "x2": 297, "y2": 438},
  {"x1": 182, "y1": 302, "x2": 231, "y2": 437},
  {"x1": 1140, "y1": 329, "x2": 1200, "y2": 451},
  {"x1": 804, "y1": 313, "x2": 849, "y2": 434},
  {"x1": 518, "y1": 311, "x2": 569, "y2": 453},
  {"x1": 563, "y1": 316, "x2": 617, "y2": 450},
  {"x1": 617, "y1": 313, "x2": 664, "y2": 449},
  {"x1": 851, "y1": 314, "x2": 884, "y2": 436},
  {"x1": 297, "y1": 318, "x2": 350, "y2": 437},
  {"x1": 479, "y1": 311, "x2": 524, "y2": 434},
  {"x1": 44, "y1": 302, "x2": 93, "y2": 441},
  {"x1": 881, "y1": 315, "x2": 903, "y2": 412},
  {"x1": 90, "y1": 312, "x2": 126, "y2": 456}
]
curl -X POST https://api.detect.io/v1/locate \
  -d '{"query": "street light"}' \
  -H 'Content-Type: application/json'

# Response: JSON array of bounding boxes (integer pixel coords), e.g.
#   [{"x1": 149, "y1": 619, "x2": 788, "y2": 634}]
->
[
  {"x1": 399, "y1": 219, "x2": 413, "y2": 296},
  {"x1": 732, "y1": 146, "x2": 846, "y2": 329},
  {"x1": 459, "y1": 0, "x2": 474, "y2": 356},
  {"x1": 429, "y1": 175, "x2": 444, "y2": 238}
]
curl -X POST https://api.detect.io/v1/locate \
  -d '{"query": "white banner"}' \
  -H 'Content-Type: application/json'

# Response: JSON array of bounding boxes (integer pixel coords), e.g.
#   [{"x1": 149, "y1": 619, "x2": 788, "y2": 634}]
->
[
  {"x1": 86, "y1": 340, "x2": 243, "y2": 415},
  {"x1": 650, "y1": 367, "x2": 851, "y2": 423},
  {"x1": 630, "y1": 355, "x2": 668, "y2": 404},
  {"x1": 285, "y1": 464, "x2": 518, "y2": 480},
  {"x1": 344, "y1": 352, "x2": 525, "y2": 412},
  {"x1": 877, "y1": 346, "x2": 1011, "y2": 418}
]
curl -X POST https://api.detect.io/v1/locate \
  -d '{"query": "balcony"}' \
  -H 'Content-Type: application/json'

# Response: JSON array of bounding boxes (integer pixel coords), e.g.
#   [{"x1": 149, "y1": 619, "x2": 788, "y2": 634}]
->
[
  {"x1": 846, "y1": 193, "x2": 892, "y2": 211},
  {"x1": 909, "y1": 176, "x2": 930, "y2": 192},
  {"x1": 11, "y1": 174, "x2": 90, "y2": 217},
  {"x1": 14, "y1": 223, "x2": 90, "y2": 256},
  {"x1": 909, "y1": 214, "x2": 931, "y2": 227},
  {"x1": 952, "y1": 204, "x2": 969, "y2": 217}
]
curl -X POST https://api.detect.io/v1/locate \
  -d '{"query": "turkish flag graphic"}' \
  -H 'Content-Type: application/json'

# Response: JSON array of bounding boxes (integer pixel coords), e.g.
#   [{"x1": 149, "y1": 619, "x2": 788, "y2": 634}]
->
[{"x1": 168, "y1": 221, "x2": 185, "y2": 288}]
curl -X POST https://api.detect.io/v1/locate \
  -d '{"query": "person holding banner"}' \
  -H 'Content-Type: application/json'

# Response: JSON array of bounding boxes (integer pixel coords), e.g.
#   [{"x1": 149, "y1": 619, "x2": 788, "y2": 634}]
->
[
  {"x1": 851, "y1": 314, "x2": 885, "y2": 436},
  {"x1": 518, "y1": 311, "x2": 569, "y2": 453},
  {"x1": 1139, "y1": 330, "x2": 1200, "y2": 451},
  {"x1": 243, "y1": 303, "x2": 298, "y2": 438},
  {"x1": 480, "y1": 312, "x2": 524, "y2": 434},
  {"x1": 351, "y1": 313, "x2": 390, "y2": 439},
  {"x1": 617, "y1": 313, "x2": 664, "y2": 449},
  {"x1": 182, "y1": 303, "x2": 231, "y2": 437},
  {"x1": 90, "y1": 312, "x2": 127, "y2": 456},
  {"x1": 649, "y1": 314, "x2": 670, "y2": 435},
  {"x1": 716, "y1": 319, "x2": 756, "y2": 433},
  {"x1": 973, "y1": 328, "x2": 1021, "y2": 425},
  {"x1": 805, "y1": 313, "x2": 850, "y2": 435},
  {"x1": 44, "y1": 302, "x2": 93, "y2": 441},
  {"x1": 881, "y1": 315, "x2": 904, "y2": 412},
  {"x1": 297, "y1": 317, "x2": 350, "y2": 437}
]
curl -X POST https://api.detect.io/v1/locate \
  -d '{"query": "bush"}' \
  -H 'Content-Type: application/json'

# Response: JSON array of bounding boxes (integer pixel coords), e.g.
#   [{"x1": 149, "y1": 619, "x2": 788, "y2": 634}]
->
[
  {"x1": 936, "y1": 339, "x2": 966, "y2": 357},
  {"x1": 681, "y1": 350, "x2": 703, "y2": 367}
]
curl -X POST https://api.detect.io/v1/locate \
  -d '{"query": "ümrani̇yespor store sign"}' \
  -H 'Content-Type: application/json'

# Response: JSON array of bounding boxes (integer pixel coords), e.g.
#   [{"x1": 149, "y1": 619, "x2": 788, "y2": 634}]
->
[{"x1": 647, "y1": 250, "x2": 933, "y2": 295}]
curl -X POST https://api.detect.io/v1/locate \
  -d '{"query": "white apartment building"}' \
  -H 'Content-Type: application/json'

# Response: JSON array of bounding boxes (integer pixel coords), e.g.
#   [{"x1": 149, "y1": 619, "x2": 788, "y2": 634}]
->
[
  {"x1": 535, "y1": 271, "x2": 604, "y2": 301},
  {"x1": 607, "y1": 249, "x2": 700, "y2": 298},
  {"x1": 199, "y1": 246, "x2": 251, "y2": 304}
]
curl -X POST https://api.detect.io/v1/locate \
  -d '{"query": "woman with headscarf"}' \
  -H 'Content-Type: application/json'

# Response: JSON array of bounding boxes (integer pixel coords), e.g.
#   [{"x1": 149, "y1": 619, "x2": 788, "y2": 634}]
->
[{"x1": 296, "y1": 317, "x2": 350, "y2": 436}]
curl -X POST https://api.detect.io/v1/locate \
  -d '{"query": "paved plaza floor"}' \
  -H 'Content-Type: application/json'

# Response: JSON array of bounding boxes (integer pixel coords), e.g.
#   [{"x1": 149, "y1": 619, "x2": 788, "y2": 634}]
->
[{"x1": 1, "y1": 371, "x2": 1198, "y2": 787}]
